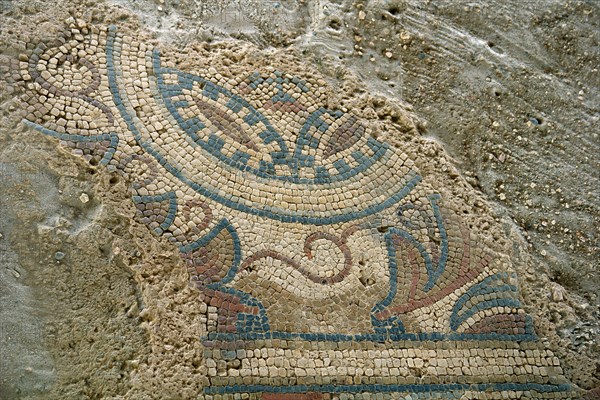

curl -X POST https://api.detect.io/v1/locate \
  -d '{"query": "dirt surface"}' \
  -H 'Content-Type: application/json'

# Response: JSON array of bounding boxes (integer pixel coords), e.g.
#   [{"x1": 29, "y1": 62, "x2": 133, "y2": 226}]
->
[
  {"x1": 0, "y1": 0, "x2": 598, "y2": 398},
  {"x1": 0, "y1": 118, "x2": 153, "y2": 399}
]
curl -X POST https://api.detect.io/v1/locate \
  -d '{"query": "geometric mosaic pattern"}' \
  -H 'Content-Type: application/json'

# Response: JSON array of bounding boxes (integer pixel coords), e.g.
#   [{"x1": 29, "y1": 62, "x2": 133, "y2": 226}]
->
[{"x1": 20, "y1": 24, "x2": 575, "y2": 398}]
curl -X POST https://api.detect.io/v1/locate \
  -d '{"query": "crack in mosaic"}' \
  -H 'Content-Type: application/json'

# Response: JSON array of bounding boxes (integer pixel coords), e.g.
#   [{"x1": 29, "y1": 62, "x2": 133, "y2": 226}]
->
[{"x1": 19, "y1": 23, "x2": 576, "y2": 398}]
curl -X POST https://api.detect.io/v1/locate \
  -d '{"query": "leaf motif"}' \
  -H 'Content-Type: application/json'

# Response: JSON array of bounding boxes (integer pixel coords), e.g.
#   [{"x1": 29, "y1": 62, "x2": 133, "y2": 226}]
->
[{"x1": 323, "y1": 116, "x2": 365, "y2": 158}]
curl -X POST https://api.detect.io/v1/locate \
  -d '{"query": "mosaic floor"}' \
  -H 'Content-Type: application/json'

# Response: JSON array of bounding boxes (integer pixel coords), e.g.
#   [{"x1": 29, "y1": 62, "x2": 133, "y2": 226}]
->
[{"x1": 19, "y1": 22, "x2": 575, "y2": 398}]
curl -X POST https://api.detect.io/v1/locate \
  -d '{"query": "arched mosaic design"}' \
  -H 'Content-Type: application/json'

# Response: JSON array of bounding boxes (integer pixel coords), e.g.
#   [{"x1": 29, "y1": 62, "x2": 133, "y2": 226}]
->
[{"x1": 19, "y1": 24, "x2": 574, "y2": 399}]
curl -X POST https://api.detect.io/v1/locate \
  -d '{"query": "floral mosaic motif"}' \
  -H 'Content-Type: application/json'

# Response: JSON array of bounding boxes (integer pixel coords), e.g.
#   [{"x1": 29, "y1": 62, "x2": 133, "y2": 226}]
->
[{"x1": 19, "y1": 23, "x2": 575, "y2": 398}]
